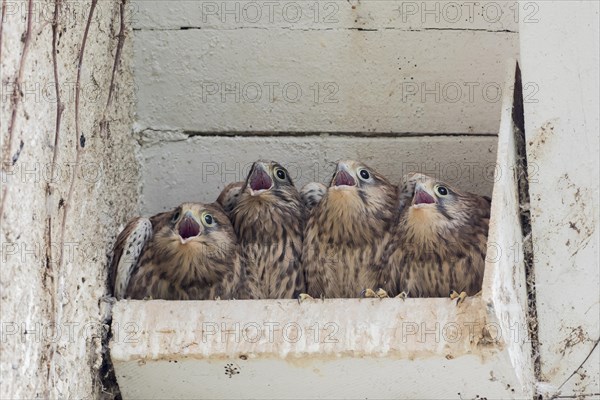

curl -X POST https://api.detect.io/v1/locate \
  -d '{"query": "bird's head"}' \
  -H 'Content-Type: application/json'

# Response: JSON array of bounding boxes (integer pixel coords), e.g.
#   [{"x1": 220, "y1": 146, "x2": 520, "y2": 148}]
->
[
  {"x1": 329, "y1": 160, "x2": 391, "y2": 190},
  {"x1": 152, "y1": 202, "x2": 238, "y2": 285},
  {"x1": 241, "y1": 160, "x2": 296, "y2": 199},
  {"x1": 403, "y1": 173, "x2": 470, "y2": 232},
  {"x1": 233, "y1": 160, "x2": 304, "y2": 240},
  {"x1": 327, "y1": 160, "x2": 394, "y2": 203},
  {"x1": 156, "y1": 203, "x2": 236, "y2": 250},
  {"x1": 320, "y1": 160, "x2": 396, "y2": 236}
]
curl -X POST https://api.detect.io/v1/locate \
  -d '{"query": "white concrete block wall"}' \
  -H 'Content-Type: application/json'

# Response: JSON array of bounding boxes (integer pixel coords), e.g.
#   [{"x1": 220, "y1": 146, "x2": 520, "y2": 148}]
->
[
  {"x1": 133, "y1": 0, "x2": 519, "y2": 134},
  {"x1": 0, "y1": 0, "x2": 138, "y2": 397},
  {"x1": 519, "y1": 2, "x2": 600, "y2": 398},
  {"x1": 134, "y1": 28, "x2": 517, "y2": 134},
  {"x1": 132, "y1": 0, "x2": 519, "y2": 31},
  {"x1": 139, "y1": 133, "x2": 498, "y2": 213},
  {"x1": 133, "y1": 0, "x2": 520, "y2": 210}
]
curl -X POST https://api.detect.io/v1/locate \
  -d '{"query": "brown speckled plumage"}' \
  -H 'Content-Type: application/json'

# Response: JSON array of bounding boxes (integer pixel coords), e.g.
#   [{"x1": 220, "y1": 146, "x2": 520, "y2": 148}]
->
[
  {"x1": 300, "y1": 182, "x2": 327, "y2": 210},
  {"x1": 303, "y1": 160, "x2": 397, "y2": 298},
  {"x1": 217, "y1": 181, "x2": 244, "y2": 214},
  {"x1": 378, "y1": 173, "x2": 491, "y2": 297},
  {"x1": 109, "y1": 203, "x2": 242, "y2": 300},
  {"x1": 229, "y1": 160, "x2": 306, "y2": 299}
]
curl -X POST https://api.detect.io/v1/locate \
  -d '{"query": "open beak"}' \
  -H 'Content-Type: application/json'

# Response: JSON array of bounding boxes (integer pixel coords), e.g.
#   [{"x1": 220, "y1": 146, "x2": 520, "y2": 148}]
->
[
  {"x1": 178, "y1": 211, "x2": 201, "y2": 243},
  {"x1": 247, "y1": 162, "x2": 273, "y2": 195},
  {"x1": 412, "y1": 183, "x2": 436, "y2": 206},
  {"x1": 331, "y1": 163, "x2": 356, "y2": 188}
]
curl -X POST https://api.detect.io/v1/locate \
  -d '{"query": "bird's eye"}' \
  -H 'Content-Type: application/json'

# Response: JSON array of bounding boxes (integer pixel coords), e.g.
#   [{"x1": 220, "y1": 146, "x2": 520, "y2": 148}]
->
[
  {"x1": 435, "y1": 185, "x2": 449, "y2": 197},
  {"x1": 275, "y1": 168, "x2": 287, "y2": 181},
  {"x1": 171, "y1": 210, "x2": 181, "y2": 222},
  {"x1": 358, "y1": 168, "x2": 371, "y2": 181},
  {"x1": 202, "y1": 212, "x2": 215, "y2": 227}
]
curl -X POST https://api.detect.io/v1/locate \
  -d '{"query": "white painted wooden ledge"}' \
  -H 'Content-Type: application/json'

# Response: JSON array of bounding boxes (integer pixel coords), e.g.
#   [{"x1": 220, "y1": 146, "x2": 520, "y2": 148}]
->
[{"x1": 111, "y1": 61, "x2": 535, "y2": 399}]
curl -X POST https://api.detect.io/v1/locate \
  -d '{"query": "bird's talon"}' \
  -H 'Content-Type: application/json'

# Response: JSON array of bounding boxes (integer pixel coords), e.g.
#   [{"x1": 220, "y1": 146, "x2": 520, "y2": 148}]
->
[
  {"x1": 450, "y1": 290, "x2": 467, "y2": 305},
  {"x1": 298, "y1": 293, "x2": 314, "y2": 303},
  {"x1": 362, "y1": 288, "x2": 378, "y2": 298},
  {"x1": 395, "y1": 291, "x2": 408, "y2": 300},
  {"x1": 376, "y1": 288, "x2": 389, "y2": 298}
]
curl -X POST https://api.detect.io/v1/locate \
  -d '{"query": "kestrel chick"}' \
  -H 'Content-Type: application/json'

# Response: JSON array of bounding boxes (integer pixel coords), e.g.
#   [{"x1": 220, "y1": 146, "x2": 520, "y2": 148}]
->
[
  {"x1": 229, "y1": 160, "x2": 306, "y2": 299},
  {"x1": 300, "y1": 182, "x2": 327, "y2": 210},
  {"x1": 110, "y1": 203, "x2": 242, "y2": 300},
  {"x1": 379, "y1": 173, "x2": 491, "y2": 300},
  {"x1": 303, "y1": 160, "x2": 397, "y2": 298},
  {"x1": 217, "y1": 181, "x2": 244, "y2": 214}
]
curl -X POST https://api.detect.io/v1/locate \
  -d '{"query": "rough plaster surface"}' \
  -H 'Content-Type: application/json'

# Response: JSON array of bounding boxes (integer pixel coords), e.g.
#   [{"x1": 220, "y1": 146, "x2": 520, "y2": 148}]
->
[
  {"x1": 519, "y1": 2, "x2": 600, "y2": 398},
  {"x1": 138, "y1": 133, "x2": 498, "y2": 215},
  {"x1": 0, "y1": 0, "x2": 138, "y2": 398},
  {"x1": 133, "y1": 0, "x2": 519, "y2": 134}
]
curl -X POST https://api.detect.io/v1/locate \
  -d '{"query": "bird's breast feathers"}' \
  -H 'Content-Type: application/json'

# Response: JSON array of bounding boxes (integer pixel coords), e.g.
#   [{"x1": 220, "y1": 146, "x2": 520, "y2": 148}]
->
[
  {"x1": 321, "y1": 188, "x2": 366, "y2": 220},
  {"x1": 150, "y1": 232, "x2": 234, "y2": 283}
]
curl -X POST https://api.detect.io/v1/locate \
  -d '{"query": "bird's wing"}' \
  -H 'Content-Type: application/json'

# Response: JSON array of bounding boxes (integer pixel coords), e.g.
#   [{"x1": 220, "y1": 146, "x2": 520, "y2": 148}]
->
[
  {"x1": 217, "y1": 182, "x2": 244, "y2": 214},
  {"x1": 472, "y1": 193, "x2": 492, "y2": 219},
  {"x1": 300, "y1": 182, "x2": 327, "y2": 210},
  {"x1": 110, "y1": 217, "x2": 153, "y2": 299}
]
